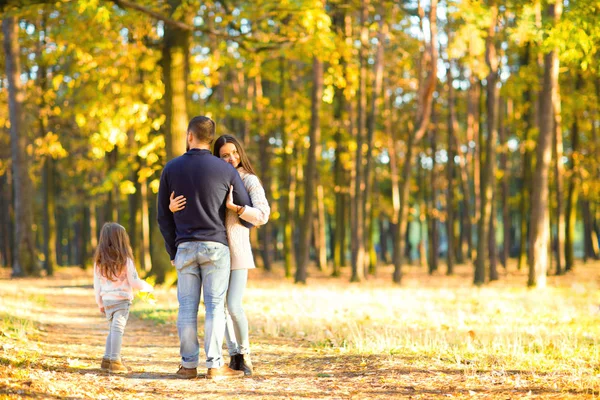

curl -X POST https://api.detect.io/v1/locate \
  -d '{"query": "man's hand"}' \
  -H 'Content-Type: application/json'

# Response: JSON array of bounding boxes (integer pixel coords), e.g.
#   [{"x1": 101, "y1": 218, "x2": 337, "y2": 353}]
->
[
  {"x1": 100, "y1": 307, "x2": 105, "y2": 315},
  {"x1": 171, "y1": 260, "x2": 175, "y2": 266}
]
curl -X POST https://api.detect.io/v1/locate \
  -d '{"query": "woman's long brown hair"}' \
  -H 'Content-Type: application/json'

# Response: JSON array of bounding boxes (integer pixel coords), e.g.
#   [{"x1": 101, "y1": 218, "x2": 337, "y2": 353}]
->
[
  {"x1": 213, "y1": 134, "x2": 258, "y2": 176},
  {"x1": 94, "y1": 222, "x2": 133, "y2": 280}
]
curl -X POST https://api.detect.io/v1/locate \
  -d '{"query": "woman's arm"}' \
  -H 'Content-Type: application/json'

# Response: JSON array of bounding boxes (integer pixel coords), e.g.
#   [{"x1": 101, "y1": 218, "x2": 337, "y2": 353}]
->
[
  {"x1": 169, "y1": 191, "x2": 186, "y2": 212},
  {"x1": 238, "y1": 175, "x2": 270, "y2": 226}
]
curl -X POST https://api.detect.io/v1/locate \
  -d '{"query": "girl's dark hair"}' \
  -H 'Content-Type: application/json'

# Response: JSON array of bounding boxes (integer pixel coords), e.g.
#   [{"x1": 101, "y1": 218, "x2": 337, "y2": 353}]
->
[
  {"x1": 213, "y1": 134, "x2": 258, "y2": 176},
  {"x1": 93, "y1": 222, "x2": 133, "y2": 280}
]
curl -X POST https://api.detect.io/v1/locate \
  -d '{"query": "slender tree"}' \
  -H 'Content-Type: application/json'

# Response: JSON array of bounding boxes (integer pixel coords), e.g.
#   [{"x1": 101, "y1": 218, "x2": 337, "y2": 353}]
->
[
  {"x1": 3, "y1": 17, "x2": 40, "y2": 277},
  {"x1": 446, "y1": 60, "x2": 458, "y2": 275},
  {"x1": 565, "y1": 74, "x2": 582, "y2": 271},
  {"x1": 552, "y1": 63, "x2": 565, "y2": 275},
  {"x1": 351, "y1": 0, "x2": 369, "y2": 282},
  {"x1": 474, "y1": 0, "x2": 499, "y2": 285},
  {"x1": 364, "y1": 11, "x2": 387, "y2": 275},
  {"x1": 393, "y1": 0, "x2": 438, "y2": 283},
  {"x1": 529, "y1": 0, "x2": 562, "y2": 288},
  {"x1": 296, "y1": 57, "x2": 323, "y2": 284}
]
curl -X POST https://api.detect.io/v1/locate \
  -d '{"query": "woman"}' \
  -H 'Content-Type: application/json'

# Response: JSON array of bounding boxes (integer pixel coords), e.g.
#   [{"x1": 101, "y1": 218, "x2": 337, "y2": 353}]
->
[{"x1": 169, "y1": 134, "x2": 270, "y2": 376}]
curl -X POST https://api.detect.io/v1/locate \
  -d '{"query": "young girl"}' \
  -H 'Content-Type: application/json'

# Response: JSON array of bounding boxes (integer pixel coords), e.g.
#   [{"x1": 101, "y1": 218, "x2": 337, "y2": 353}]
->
[
  {"x1": 93, "y1": 222, "x2": 154, "y2": 374},
  {"x1": 169, "y1": 134, "x2": 270, "y2": 376}
]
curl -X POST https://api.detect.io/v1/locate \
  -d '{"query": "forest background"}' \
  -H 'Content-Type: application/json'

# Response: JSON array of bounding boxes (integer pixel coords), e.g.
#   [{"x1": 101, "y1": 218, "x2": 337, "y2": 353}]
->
[{"x1": 1, "y1": 0, "x2": 599, "y2": 288}]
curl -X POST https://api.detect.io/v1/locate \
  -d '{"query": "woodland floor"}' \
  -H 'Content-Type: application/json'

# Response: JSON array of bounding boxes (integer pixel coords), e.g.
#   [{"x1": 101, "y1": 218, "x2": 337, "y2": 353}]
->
[{"x1": 1, "y1": 261, "x2": 599, "y2": 399}]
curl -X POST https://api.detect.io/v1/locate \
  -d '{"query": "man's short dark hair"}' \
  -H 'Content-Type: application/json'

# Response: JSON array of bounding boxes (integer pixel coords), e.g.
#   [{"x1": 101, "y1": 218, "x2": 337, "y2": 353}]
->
[{"x1": 187, "y1": 116, "x2": 215, "y2": 144}]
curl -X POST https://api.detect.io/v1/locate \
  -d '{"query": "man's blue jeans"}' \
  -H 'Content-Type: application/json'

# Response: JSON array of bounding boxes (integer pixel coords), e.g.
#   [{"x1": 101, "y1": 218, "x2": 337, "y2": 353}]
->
[{"x1": 174, "y1": 241, "x2": 231, "y2": 369}]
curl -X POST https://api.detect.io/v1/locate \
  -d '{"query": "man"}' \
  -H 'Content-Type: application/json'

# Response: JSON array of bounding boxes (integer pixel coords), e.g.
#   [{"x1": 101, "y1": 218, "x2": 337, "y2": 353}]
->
[{"x1": 157, "y1": 116, "x2": 252, "y2": 380}]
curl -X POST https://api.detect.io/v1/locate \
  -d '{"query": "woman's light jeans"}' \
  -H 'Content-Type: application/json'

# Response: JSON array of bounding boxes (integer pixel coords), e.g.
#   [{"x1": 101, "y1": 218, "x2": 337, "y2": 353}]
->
[{"x1": 225, "y1": 269, "x2": 250, "y2": 356}]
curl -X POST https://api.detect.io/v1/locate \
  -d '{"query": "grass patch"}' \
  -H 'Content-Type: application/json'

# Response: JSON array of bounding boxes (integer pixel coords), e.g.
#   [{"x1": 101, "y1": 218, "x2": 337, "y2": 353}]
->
[
  {"x1": 26, "y1": 294, "x2": 47, "y2": 306},
  {"x1": 243, "y1": 265, "x2": 600, "y2": 380},
  {"x1": 0, "y1": 313, "x2": 37, "y2": 341},
  {"x1": 130, "y1": 307, "x2": 176, "y2": 325}
]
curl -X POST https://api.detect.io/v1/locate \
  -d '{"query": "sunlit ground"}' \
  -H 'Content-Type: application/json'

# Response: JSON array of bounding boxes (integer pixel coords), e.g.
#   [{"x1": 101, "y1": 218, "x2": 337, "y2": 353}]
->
[
  {"x1": 136, "y1": 261, "x2": 600, "y2": 370},
  {"x1": 1, "y1": 260, "x2": 599, "y2": 398}
]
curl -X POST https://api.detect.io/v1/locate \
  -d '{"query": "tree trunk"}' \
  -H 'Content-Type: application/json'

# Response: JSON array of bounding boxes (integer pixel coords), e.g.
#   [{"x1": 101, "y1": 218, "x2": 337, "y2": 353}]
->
[
  {"x1": 474, "y1": 1, "x2": 499, "y2": 285},
  {"x1": 552, "y1": 76, "x2": 565, "y2": 275},
  {"x1": 379, "y1": 217, "x2": 389, "y2": 264},
  {"x1": 517, "y1": 44, "x2": 535, "y2": 271},
  {"x1": 582, "y1": 201, "x2": 597, "y2": 261},
  {"x1": 427, "y1": 116, "x2": 439, "y2": 275},
  {"x1": 351, "y1": 0, "x2": 369, "y2": 283},
  {"x1": 43, "y1": 158, "x2": 57, "y2": 275},
  {"x1": 364, "y1": 14, "x2": 387, "y2": 275},
  {"x1": 3, "y1": 17, "x2": 40, "y2": 277},
  {"x1": 418, "y1": 162, "x2": 428, "y2": 268},
  {"x1": 594, "y1": 206, "x2": 600, "y2": 259},
  {"x1": 446, "y1": 62, "x2": 457, "y2": 275},
  {"x1": 81, "y1": 205, "x2": 91, "y2": 269},
  {"x1": 278, "y1": 57, "x2": 295, "y2": 278},
  {"x1": 151, "y1": 0, "x2": 190, "y2": 281},
  {"x1": 295, "y1": 57, "x2": 323, "y2": 284},
  {"x1": 498, "y1": 98, "x2": 510, "y2": 268},
  {"x1": 140, "y1": 178, "x2": 152, "y2": 273},
  {"x1": 73, "y1": 211, "x2": 82, "y2": 267},
  {"x1": 331, "y1": 7, "x2": 348, "y2": 276},
  {"x1": 0, "y1": 172, "x2": 13, "y2": 268},
  {"x1": 332, "y1": 112, "x2": 347, "y2": 276},
  {"x1": 255, "y1": 68, "x2": 273, "y2": 272},
  {"x1": 565, "y1": 74, "x2": 582, "y2": 271},
  {"x1": 150, "y1": 191, "x2": 174, "y2": 284},
  {"x1": 458, "y1": 126, "x2": 473, "y2": 262},
  {"x1": 469, "y1": 75, "x2": 481, "y2": 263},
  {"x1": 387, "y1": 85, "x2": 400, "y2": 264},
  {"x1": 489, "y1": 199, "x2": 499, "y2": 281},
  {"x1": 393, "y1": 0, "x2": 438, "y2": 283},
  {"x1": 35, "y1": 21, "x2": 57, "y2": 276},
  {"x1": 293, "y1": 149, "x2": 304, "y2": 266},
  {"x1": 315, "y1": 183, "x2": 327, "y2": 272},
  {"x1": 162, "y1": 0, "x2": 189, "y2": 160},
  {"x1": 128, "y1": 128, "x2": 140, "y2": 263},
  {"x1": 129, "y1": 174, "x2": 141, "y2": 264},
  {"x1": 286, "y1": 155, "x2": 298, "y2": 277},
  {"x1": 367, "y1": 200, "x2": 377, "y2": 275},
  {"x1": 528, "y1": 1, "x2": 562, "y2": 288}
]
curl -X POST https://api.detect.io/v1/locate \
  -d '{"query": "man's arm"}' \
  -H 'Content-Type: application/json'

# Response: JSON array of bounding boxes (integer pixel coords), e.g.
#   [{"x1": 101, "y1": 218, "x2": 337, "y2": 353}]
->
[
  {"x1": 157, "y1": 168, "x2": 177, "y2": 260},
  {"x1": 230, "y1": 169, "x2": 254, "y2": 229}
]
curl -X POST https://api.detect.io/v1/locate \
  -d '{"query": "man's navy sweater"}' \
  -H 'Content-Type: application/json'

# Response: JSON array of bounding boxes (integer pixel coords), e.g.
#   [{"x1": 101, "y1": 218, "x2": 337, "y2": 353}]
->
[{"x1": 157, "y1": 148, "x2": 253, "y2": 260}]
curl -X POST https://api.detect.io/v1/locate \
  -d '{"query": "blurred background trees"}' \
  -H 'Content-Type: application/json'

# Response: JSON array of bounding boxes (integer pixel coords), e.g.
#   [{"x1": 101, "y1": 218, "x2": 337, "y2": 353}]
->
[{"x1": 1, "y1": 0, "x2": 599, "y2": 286}]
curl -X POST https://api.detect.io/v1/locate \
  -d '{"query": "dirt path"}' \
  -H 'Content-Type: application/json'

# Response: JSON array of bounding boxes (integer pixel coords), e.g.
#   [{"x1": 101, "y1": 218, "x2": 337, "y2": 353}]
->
[{"x1": 0, "y1": 270, "x2": 597, "y2": 399}]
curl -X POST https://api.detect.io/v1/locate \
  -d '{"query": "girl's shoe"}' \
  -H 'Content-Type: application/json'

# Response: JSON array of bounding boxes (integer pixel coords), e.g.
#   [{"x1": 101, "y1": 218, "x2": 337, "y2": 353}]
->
[
  {"x1": 100, "y1": 357, "x2": 110, "y2": 371},
  {"x1": 108, "y1": 360, "x2": 129, "y2": 374}
]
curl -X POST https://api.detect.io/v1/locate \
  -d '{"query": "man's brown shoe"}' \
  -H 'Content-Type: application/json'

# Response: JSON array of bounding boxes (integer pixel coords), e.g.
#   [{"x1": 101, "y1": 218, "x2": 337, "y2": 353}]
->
[
  {"x1": 206, "y1": 364, "x2": 244, "y2": 380},
  {"x1": 100, "y1": 357, "x2": 110, "y2": 371},
  {"x1": 108, "y1": 360, "x2": 129, "y2": 374},
  {"x1": 176, "y1": 365, "x2": 197, "y2": 379}
]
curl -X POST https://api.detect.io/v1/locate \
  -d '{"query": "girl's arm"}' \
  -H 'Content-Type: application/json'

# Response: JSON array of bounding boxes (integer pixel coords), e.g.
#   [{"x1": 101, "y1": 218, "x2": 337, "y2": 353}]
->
[
  {"x1": 125, "y1": 258, "x2": 154, "y2": 292},
  {"x1": 238, "y1": 175, "x2": 270, "y2": 226},
  {"x1": 93, "y1": 265, "x2": 104, "y2": 309}
]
